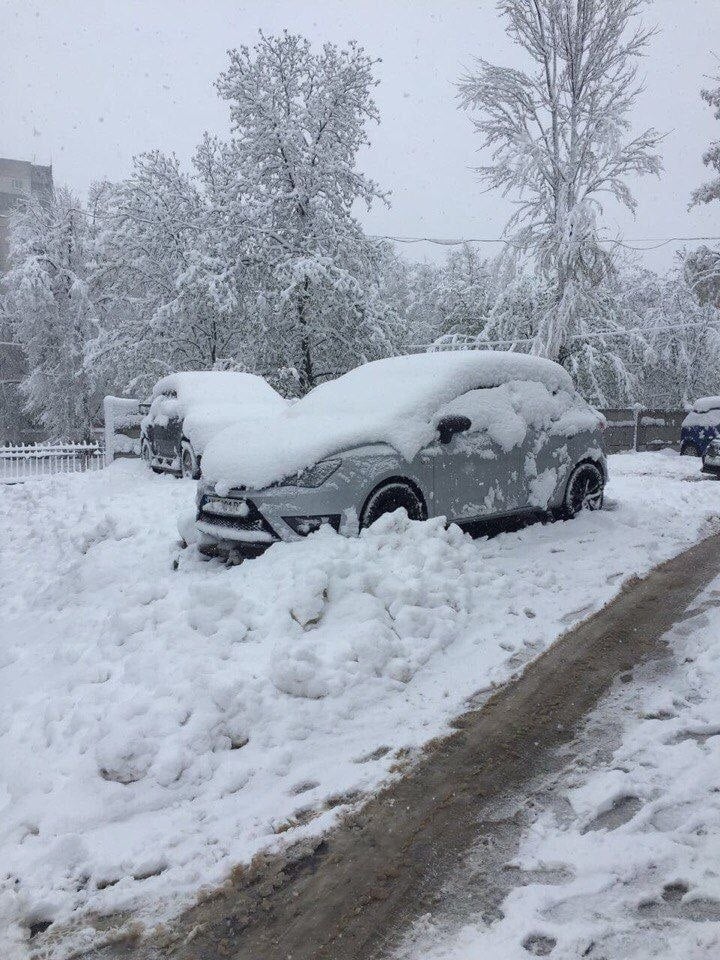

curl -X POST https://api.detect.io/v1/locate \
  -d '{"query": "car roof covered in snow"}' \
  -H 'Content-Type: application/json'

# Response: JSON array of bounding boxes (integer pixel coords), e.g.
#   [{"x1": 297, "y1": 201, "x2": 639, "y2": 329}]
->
[
  {"x1": 202, "y1": 352, "x2": 584, "y2": 492},
  {"x1": 692, "y1": 396, "x2": 720, "y2": 414},
  {"x1": 151, "y1": 371, "x2": 285, "y2": 410}
]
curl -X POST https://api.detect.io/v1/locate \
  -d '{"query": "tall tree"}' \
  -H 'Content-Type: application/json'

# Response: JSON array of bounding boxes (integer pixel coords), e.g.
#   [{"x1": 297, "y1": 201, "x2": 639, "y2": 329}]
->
[
  {"x1": 691, "y1": 69, "x2": 720, "y2": 209},
  {"x1": 87, "y1": 152, "x2": 252, "y2": 395},
  {"x1": 688, "y1": 69, "x2": 720, "y2": 310},
  {"x1": 458, "y1": 0, "x2": 663, "y2": 371},
  {"x1": 215, "y1": 31, "x2": 401, "y2": 392},
  {"x1": 2, "y1": 188, "x2": 100, "y2": 440}
]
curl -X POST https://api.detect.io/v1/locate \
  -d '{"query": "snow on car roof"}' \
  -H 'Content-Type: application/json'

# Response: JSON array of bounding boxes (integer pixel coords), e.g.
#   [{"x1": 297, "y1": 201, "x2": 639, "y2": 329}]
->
[
  {"x1": 202, "y1": 352, "x2": 579, "y2": 492},
  {"x1": 692, "y1": 396, "x2": 720, "y2": 414},
  {"x1": 152, "y1": 371, "x2": 285, "y2": 410}
]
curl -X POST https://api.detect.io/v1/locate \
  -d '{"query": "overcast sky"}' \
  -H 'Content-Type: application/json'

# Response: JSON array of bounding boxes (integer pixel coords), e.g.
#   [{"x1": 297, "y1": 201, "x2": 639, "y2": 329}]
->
[{"x1": 2, "y1": 0, "x2": 719, "y2": 269}]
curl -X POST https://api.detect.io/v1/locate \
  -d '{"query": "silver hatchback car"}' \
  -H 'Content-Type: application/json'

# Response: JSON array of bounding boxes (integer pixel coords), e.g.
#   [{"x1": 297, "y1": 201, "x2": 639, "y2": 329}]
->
[{"x1": 195, "y1": 352, "x2": 607, "y2": 559}]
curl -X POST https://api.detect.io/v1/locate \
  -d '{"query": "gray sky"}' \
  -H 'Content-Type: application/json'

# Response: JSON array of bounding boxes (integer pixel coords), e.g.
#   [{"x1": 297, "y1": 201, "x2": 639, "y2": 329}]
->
[{"x1": 2, "y1": 0, "x2": 719, "y2": 269}]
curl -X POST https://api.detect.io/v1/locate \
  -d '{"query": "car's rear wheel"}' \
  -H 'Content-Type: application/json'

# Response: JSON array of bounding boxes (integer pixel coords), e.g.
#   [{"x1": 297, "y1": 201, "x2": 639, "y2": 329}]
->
[
  {"x1": 181, "y1": 443, "x2": 198, "y2": 480},
  {"x1": 681, "y1": 442, "x2": 700, "y2": 457},
  {"x1": 561, "y1": 462, "x2": 605, "y2": 520},
  {"x1": 360, "y1": 481, "x2": 426, "y2": 529}
]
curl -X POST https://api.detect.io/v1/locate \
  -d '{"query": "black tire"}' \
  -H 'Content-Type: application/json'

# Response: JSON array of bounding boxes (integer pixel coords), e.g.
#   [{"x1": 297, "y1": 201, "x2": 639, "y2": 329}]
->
[
  {"x1": 360, "y1": 481, "x2": 426, "y2": 529},
  {"x1": 561, "y1": 462, "x2": 605, "y2": 520},
  {"x1": 681, "y1": 442, "x2": 700, "y2": 457}
]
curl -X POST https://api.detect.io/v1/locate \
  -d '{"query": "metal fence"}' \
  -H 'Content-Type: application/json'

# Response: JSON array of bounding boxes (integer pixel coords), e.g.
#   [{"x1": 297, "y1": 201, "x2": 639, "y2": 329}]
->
[
  {"x1": 0, "y1": 442, "x2": 105, "y2": 482},
  {"x1": 602, "y1": 408, "x2": 685, "y2": 455}
]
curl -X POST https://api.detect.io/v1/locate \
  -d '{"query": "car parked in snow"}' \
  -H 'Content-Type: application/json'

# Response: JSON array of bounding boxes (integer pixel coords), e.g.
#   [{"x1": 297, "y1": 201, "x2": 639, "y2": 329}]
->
[
  {"x1": 702, "y1": 438, "x2": 720, "y2": 477},
  {"x1": 680, "y1": 396, "x2": 720, "y2": 457},
  {"x1": 194, "y1": 352, "x2": 607, "y2": 560},
  {"x1": 140, "y1": 371, "x2": 286, "y2": 478}
]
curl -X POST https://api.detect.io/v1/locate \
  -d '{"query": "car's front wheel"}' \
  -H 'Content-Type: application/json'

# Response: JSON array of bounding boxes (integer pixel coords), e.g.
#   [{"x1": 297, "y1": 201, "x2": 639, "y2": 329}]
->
[
  {"x1": 561, "y1": 462, "x2": 605, "y2": 520},
  {"x1": 142, "y1": 438, "x2": 163, "y2": 474},
  {"x1": 360, "y1": 481, "x2": 426, "y2": 529},
  {"x1": 681, "y1": 441, "x2": 700, "y2": 457}
]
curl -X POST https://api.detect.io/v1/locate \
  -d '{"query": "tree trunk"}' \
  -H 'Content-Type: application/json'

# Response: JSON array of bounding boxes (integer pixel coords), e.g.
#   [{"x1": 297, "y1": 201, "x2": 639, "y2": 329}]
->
[{"x1": 298, "y1": 277, "x2": 314, "y2": 393}]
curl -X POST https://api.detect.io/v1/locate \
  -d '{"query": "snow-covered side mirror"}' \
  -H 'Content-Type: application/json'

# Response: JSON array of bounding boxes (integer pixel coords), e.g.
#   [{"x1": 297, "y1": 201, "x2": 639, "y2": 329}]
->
[{"x1": 437, "y1": 414, "x2": 472, "y2": 445}]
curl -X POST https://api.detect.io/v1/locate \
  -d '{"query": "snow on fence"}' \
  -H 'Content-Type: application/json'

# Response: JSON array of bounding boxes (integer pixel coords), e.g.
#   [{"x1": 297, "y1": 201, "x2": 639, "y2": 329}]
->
[
  {"x1": 0, "y1": 442, "x2": 105, "y2": 482},
  {"x1": 104, "y1": 396, "x2": 143, "y2": 461}
]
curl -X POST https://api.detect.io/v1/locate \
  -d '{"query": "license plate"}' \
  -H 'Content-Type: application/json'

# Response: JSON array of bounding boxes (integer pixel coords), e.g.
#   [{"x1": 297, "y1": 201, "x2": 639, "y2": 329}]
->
[{"x1": 203, "y1": 497, "x2": 250, "y2": 518}]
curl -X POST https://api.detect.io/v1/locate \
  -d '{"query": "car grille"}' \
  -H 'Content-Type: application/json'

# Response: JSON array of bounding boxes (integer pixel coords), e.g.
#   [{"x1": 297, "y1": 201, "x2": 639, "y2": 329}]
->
[{"x1": 198, "y1": 497, "x2": 278, "y2": 539}]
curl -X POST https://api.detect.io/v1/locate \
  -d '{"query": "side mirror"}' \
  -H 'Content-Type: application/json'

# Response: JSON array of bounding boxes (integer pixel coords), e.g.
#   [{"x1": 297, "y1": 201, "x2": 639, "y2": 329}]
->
[{"x1": 437, "y1": 414, "x2": 472, "y2": 445}]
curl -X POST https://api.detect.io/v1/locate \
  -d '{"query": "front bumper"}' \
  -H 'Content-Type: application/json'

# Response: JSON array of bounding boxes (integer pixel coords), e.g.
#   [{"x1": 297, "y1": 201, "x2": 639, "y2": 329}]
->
[{"x1": 195, "y1": 487, "x2": 348, "y2": 556}]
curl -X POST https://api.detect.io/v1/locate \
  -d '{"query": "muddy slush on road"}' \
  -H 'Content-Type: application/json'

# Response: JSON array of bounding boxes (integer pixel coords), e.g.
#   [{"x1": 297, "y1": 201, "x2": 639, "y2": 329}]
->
[{"x1": 79, "y1": 529, "x2": 720, "y2": 960}]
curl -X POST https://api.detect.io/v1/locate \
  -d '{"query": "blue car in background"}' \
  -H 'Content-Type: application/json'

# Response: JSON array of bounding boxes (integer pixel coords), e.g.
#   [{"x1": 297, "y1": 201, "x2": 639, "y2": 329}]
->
[{"x1": 681, "y1": 396, "x2": 720, "y2": 456}]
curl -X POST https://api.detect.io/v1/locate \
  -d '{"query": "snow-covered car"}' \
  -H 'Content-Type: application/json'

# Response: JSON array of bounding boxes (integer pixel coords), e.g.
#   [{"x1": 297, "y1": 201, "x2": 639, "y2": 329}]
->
[
  {"x1": 195, "y1": 352, "x2": 607, "y2": 560},
  {"x1": 680, "y1": 396, "x2": 720, "y2": 457},
  {"x1": 140, "y1": 371, "x2": 286, "y2": 478},
  {"x1": 701, "y1": 438, "x2": 720, "y2": 477}
]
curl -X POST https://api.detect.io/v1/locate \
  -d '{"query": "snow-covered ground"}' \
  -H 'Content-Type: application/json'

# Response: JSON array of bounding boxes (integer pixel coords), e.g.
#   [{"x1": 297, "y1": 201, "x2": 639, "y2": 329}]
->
[
  {"x1": 1, "y1": 451, "x2": 719, "y2": 957},
  {"x1": 394, "y1": 572, "x2": 720, "y2": 960}
]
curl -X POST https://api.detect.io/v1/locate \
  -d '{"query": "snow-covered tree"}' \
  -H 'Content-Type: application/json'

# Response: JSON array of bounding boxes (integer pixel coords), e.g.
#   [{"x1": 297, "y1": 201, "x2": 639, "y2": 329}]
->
[
  {"x1": 458, "y1": 0, "x2": 663, "y2": 372},
  {"x1": 683, "y1": 245, "x2": 720, "y2": 309},
  {"x1": 687, "y1": 72, "x2": 720, "y2": 311},
  {"x1": 619, "y1": 265, "x2": 720, "y2": 407},
  {"x1": 215, "y1": 32, "x2": 403, "y2": 392},
  {"x1": 2, "y1": 188, "x2": 101, "y2": 440},
  {"x1": 691, "y1": 70, "x2": 720, "y2": 209},
  {"x1": 87, "y1": 152, "x2": 254, "y2": 396}
]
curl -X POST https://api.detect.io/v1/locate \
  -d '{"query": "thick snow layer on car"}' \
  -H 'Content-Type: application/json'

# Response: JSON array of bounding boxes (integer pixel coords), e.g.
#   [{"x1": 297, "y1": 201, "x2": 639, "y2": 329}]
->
[
  {"x1": 682, "y1": 408, "x2": 720, "y2": 430},
  {"x1": 144, "y1": 371, "x2": 286, "y2": 454},
  {"x1": 691, "y1": 395, "x2": 720, "y2": 414},
  {"x1": 437, "y1": 380, "x2": 601, "y2": 454},
  {"x1": 394, "y1": 577, "x2": 720, "y2": 960},
  {"x1": 150, "y1": 371, "x2": 284, "y2": 409},
  {"x1": 201, "y1": 352, "x2": 585, "y2": 491},
  {"x1": 1, "y1": 451, "x2": 719, "y2": 958}
]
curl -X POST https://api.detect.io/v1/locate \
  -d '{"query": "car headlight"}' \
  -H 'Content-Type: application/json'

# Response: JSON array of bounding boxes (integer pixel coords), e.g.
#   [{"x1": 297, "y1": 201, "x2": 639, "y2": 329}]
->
[{"x1": 279, "y1": 459, "x2": 341, "y2": 488}]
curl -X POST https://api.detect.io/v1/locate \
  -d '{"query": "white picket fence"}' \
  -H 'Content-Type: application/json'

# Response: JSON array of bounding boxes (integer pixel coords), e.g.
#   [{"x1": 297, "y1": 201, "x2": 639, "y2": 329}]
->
[{"x1": 0, "y1": 441, "x2": 106, "y2": 482}]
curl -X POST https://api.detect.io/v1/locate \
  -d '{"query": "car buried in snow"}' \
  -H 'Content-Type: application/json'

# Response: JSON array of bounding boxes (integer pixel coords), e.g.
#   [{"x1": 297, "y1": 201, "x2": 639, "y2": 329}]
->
[
  {"x1": 140, "y1": 371, "x2": 286, "y2": 479},
  {"x1": 680, "y1": 396, "x2": 720, "y2": 458},
  {"x1": 194, "y1": 352, "x2": 608, "y2": 560}
]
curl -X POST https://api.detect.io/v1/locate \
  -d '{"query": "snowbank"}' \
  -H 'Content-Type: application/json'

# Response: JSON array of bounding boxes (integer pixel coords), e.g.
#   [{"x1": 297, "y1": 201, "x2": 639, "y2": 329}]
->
[
  {"x1": 201, "y1": 351, "x2": 592, "y2": 491},
  {"x1": 1, "y1": 451, "x2": 719, "y2": 957}
]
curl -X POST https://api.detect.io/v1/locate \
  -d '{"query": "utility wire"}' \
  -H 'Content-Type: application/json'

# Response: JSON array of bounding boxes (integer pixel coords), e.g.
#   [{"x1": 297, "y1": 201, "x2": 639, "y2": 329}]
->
[{"x1": 370, "y1": 234, "x2": 720, "y2": 252}]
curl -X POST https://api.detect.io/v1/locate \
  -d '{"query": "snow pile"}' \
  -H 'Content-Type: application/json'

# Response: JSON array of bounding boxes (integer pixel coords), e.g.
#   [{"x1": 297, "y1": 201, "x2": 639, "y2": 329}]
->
[
  {"x1": 201, "y1": 351, "x2": 592, "y2": 491},
  {"x1": 1, "y1": 451, "x2": 719, "y2": 957},
  {"x1": 143, "y1": 371, "x2": 286, "y2": 454}
]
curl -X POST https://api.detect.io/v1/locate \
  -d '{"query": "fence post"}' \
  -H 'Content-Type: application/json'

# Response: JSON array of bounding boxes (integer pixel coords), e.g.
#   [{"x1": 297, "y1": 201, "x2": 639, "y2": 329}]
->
[{"x1": 632, "y1": 404, "x2": 642, "y2": 452}]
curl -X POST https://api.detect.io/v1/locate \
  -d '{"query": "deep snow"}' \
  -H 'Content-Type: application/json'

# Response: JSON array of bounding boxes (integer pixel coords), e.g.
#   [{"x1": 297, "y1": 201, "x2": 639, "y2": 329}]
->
[{"x1": 1, "y1": 451, "x2": 720, "y2": 957}]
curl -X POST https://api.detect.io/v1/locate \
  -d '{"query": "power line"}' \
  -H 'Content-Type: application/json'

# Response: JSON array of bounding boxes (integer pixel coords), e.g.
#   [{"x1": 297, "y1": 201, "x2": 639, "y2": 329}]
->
[{"x1": 370, "y1": 233, "x2": 720, "y2": 252}]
